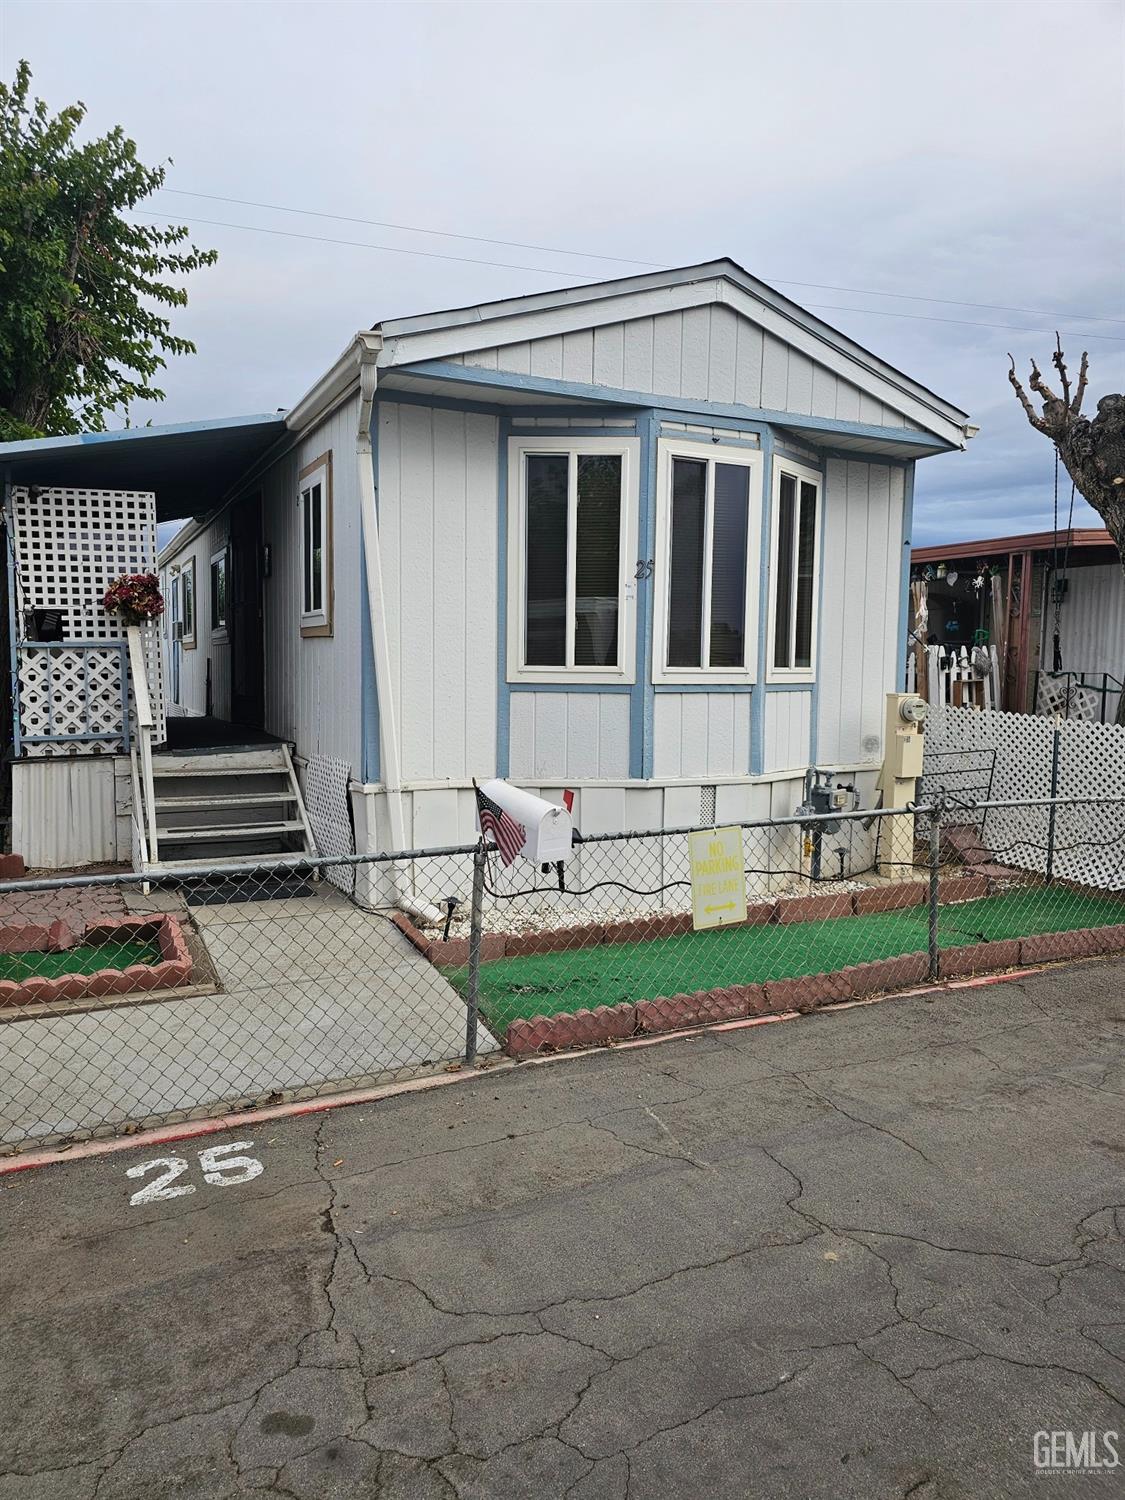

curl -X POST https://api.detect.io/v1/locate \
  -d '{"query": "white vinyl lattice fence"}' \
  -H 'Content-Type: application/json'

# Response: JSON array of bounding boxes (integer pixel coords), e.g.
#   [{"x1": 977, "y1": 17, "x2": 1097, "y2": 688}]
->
[
  {"x1": 925, "y1": 706, "x2": 1125, "y2": 889},
  {"x1": 8, "y1": 486, "x2": 165, "y2": 752}
]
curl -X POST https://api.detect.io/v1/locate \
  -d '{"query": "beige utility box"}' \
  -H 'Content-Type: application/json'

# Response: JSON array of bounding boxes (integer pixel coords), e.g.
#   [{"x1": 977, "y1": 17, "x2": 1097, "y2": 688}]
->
[{"x1": 883, "y1": 694, "x2": 927, "y2": 780}]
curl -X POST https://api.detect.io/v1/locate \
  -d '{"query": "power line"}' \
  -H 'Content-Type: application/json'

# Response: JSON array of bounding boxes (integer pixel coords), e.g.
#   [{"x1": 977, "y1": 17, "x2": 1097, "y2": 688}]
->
[
  {"x1": 133, "y1": 209, "x2": 1125, "y2": 344},
  {"x1": 157, "y1": 188, "x2": 655, "y2": 267},
  {"x1": 153, "y1": 187, "x2": 1125, "y2": 327}
]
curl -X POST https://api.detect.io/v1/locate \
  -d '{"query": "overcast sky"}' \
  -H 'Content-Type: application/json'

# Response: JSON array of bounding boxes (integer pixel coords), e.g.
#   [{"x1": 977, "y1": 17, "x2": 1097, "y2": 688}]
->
[{"x1": 2, "y1": 0, "x2": 1123, "y2": 547}]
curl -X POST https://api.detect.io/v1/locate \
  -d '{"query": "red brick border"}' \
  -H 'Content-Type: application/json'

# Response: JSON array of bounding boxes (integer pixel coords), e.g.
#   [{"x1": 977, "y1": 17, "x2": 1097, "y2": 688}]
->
[{"x1": 0, "y1": 914, "x2": 193, "y2": 1009}]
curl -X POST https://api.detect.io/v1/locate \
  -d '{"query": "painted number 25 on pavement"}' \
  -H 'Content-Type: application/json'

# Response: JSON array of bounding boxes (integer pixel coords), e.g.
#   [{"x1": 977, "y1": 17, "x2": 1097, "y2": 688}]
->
[{"x1": 126, "y1": 1141, "x2": 264, "y2": 1206}]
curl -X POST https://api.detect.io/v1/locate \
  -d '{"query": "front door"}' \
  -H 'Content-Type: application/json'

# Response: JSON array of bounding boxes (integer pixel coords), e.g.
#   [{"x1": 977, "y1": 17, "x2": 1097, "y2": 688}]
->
[{"x1": 229, "y1": 494, "x2": 265, "y2": 727}]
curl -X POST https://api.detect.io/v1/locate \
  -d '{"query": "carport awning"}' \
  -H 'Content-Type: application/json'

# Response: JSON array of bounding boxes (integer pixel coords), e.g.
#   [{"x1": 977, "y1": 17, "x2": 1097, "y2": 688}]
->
[{"x1": 0, "y1": 413, "x2": 288, "y2": 521}]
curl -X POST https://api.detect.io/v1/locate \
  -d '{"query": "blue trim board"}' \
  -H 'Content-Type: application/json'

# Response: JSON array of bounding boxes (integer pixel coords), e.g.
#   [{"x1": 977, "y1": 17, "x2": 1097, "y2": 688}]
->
[
  {"x1": 750, "y1": 428, "x2": 775, "y2": 774},
  {"x1": 808, "y1": 450, "x2": 828, "y2": 764},
  {"x1": 400, "y1": 361, "x2": 952, "y2": 453},
  {"x1": 654, "y1": 683, "x2": 756, "y2": 694},
  {"x1": 360, "y1": 408, "x2": 381, "y2": 781},
  {"x1": 632, "y1": 410, "x2": 658, "y2": 778},
  {"x1": 898, "y1": 461, "x2": 916, "y2": 685},
  {"x1": 495, "y1": 414, "x2": 512, "y2": 777},
  {"x1": 509, "y1": 683, "x2": 632, "y2": 695},
  {"x1": 764, "y1": 682, "x2": 816, "y2": 694}
]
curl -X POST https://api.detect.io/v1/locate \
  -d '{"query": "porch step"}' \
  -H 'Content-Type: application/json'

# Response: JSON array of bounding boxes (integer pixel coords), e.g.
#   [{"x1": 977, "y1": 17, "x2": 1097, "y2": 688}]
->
[
  {"x1": 155, "y1": 792, "x2": 297, "y2": 810},
  {"x1": 158, "y1": 821, "x2": 307, "y2": 842},
  {"x1": 151, "y1": 748, "x2": 291, "y2": 774},
  {"x1": 151, "y1": 765, "x2": 291, "y2": 778},
  {"x1": 134, "y1": 741, "x2": 317, "y2": 878},
  {"x1": 142, "y1": 852, "x2": 316, "y2": 874}
]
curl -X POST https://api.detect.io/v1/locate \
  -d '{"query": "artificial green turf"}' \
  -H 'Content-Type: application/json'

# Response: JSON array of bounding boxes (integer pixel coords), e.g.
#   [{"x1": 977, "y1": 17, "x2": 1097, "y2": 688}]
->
[
  {"x1": 0, "y1": 940, "x2": 162, "y2": 983},
  {"x1": 441, "y1": 888, "x2": 1125, "y2": 1031}
]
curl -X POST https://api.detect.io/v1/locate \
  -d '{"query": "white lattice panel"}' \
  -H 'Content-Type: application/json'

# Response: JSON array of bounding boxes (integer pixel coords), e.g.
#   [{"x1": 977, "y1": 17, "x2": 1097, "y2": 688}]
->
[
  {"x1": 926, "y1": 706, "x2": 1125, "y2": 890},
  {"x1": 9, "y1": 486, "x2": 165, "y2": 745},
  {"x1": 1035, "y1": 675, "x2": 1103, "y2": 722},
  {"x1": 16, "y1": 646, "x2": 126, "y2": 755},
  {"x1": 304, "y1": 756, "x2": 355, "y2": 895}
]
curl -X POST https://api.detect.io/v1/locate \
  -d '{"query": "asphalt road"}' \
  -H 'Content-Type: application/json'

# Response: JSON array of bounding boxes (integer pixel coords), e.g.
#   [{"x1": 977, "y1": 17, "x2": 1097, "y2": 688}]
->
[{"x1": 2, "y1": 959, "x2": 1123, "y2": 1499}]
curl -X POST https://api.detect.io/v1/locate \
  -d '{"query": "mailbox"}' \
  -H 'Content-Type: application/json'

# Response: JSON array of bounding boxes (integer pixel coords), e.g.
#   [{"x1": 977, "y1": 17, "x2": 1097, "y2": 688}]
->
[{"x1": 476, "y1": 779, "x2": 573, "y2": 863}]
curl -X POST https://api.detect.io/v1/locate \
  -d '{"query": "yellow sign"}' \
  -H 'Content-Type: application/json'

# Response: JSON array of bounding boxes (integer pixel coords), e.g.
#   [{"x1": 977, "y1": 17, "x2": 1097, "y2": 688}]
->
[{"x1": 688, "y1": 826, "x2": 747, "y2": 930}]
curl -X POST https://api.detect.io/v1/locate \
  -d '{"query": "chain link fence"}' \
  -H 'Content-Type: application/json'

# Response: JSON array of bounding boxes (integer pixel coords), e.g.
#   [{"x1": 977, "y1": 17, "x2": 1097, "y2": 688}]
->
[{"x1": 1, "y1": 794, "x2": 1123, "y2": 1153}]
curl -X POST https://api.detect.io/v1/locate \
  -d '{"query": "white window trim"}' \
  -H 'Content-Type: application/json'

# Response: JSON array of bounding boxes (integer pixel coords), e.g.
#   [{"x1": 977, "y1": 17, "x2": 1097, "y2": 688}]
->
[
  {"x1": 766, "y1": 456, "x2": 822, "y2": 684},
  {"x1": 652, "y1": 439, "x2": 764, "y2": 686},
  {"x1": 210, "y1": 545, "x2": 229, "y2": 640},
  {"x1": 506, "y1": 435, "x2": 639, "y2": 685},
  {"x1": 180, "y1": 556, "x2": 196, "y2": 648},
  {"x1": 299, "y1": 456, "x2": 332, "y2": 633}
]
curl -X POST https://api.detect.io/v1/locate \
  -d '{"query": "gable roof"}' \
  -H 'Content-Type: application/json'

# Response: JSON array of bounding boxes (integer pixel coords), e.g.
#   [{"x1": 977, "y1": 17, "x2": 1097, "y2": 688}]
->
[{"x1": 372, "y1": 258, "x2": 972, "y2": 448}]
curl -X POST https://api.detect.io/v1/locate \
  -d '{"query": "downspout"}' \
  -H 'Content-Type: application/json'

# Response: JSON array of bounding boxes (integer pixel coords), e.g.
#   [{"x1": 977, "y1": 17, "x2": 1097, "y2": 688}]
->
[{"x1": 355, "y1": 337, "x2": 442, "y2": 923}]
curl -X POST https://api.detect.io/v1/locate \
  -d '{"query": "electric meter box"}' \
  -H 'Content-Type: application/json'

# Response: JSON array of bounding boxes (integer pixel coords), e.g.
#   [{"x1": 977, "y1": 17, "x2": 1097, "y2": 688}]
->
[
  {"x1": 884, "y1": 694, "x2": 926, "y2": 780},
  {"x1": 476, "y1": 779, "x2": 573, "y2": 863}
]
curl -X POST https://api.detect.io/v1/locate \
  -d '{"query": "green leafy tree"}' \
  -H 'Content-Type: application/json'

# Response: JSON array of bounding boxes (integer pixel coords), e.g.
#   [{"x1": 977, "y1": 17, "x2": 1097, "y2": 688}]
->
[{"x1": 0, "y1": 60, "x2": 216, "y2": 439}]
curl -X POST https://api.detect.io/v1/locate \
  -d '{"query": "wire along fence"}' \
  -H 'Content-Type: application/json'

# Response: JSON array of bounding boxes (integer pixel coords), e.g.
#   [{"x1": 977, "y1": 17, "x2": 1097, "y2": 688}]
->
[{"x1": 1, "y1": 794, "x2": 1123, "y2": 1152}]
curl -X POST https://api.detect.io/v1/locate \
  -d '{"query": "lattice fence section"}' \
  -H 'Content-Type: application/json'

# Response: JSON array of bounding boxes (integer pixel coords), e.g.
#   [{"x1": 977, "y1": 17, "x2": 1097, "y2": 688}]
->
[
  {"x1": 304, "y1": 756, "x2": 355, "y2": 895},
  {"x1": 926, "y1": 706, "x2": 1125, "y2": 890},
  {"x1": 16, "y1": 645, "x2": 128, "y2": 754},
  {"x1": 8, "y1": 487, "x2": 165, "y2": 747},
  {"x1": 1035, "y1": 674, "x2": 1104, "y2": 723}
]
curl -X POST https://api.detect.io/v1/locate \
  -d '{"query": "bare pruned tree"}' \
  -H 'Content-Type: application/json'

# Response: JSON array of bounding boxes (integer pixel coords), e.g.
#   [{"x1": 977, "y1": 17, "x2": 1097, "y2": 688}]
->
[{"x1": 1009, "y1": 342, "x2": 1125, "y2": 721}]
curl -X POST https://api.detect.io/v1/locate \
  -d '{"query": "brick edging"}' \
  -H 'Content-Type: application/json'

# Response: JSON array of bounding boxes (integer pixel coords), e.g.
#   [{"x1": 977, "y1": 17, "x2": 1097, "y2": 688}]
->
[
  {"x1": 0, "y1": 914, "x2": 193, "y2": 1009},
  {"x1": 389, "y1": 872, "x2": 1042, "y2": 967},
  {"x1": 501, "y1": 924, "x2": 1125, "y2": 1057}
]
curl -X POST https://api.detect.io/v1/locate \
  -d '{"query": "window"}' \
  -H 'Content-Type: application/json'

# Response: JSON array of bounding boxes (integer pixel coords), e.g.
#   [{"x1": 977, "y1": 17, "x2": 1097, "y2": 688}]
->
[
  {"x1": 181, "y1": 558, "x2": 196, "y2": 648},
  {"x1": 210, "y1": 547, "x2": 228, "y2": 635},
  {"x1": 507, "y1": 437, "x2": 638, "y2": 683},
  {"x1": 299, "y1": 454, "x2": 333, "y2": 636},
  {"x1": 768, "y1": 459, "x2": 821, "y2": 680},
  {"x1": 653, "y1": 441, "x2": 763, "y2": 683}
]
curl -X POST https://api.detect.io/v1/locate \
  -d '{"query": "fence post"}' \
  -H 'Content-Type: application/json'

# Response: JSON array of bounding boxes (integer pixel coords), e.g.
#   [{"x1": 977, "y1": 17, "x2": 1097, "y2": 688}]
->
[
  {"x1": 1045, "y1": 718, "x2": 1062, "y2": 885},
  {"x1": 928, "y1": 799, "x2": 942, "y2": 982},
  {"x1": 464, "y1": 841, "x2": 486, "y2": 1066}
]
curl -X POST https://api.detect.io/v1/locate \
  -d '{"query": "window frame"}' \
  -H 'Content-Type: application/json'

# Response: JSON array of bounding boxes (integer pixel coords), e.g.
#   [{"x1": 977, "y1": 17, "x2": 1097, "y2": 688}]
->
[
  {"x1": 180, "y1": 557, "x2": 196, "y2": 649},
  {"x1": 210, "y1": 545, "x2": 229, "y2": 639},
  {"x1": 652, "y1": 439, "x2": 764, "y2": 686},
  {"x1": 766, "y1": 456, "x2": 823, "y2": 684},
  {"x1": 298, "y1": 452, "x2": 333, "y2": 638},
  {"x1": 506, "y1": 435, "x2": 639, "y2": 685}
]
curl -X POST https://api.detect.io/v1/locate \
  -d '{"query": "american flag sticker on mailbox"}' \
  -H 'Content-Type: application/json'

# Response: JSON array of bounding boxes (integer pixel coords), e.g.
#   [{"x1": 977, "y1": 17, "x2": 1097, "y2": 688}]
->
[{"x1": 688, "y1": 826, "x2": 748, "y2": 931}]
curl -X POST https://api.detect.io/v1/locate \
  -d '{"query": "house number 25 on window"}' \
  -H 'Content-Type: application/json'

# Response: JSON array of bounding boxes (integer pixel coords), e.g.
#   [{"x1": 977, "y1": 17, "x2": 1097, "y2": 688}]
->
[{"x1": 126, "y1": 1141, "x2": 264, "y2": 1205}]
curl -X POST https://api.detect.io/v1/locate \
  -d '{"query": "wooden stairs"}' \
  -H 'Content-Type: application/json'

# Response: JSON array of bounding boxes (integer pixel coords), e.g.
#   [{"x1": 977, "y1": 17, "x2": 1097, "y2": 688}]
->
[{"x1": 140, "y1": 743, "x2": 316, "y2": 874}]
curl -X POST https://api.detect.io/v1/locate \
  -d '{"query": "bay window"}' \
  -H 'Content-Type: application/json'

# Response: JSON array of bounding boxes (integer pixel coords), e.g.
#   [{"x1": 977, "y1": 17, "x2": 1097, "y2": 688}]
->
[
  {"x1": 653, "y1": 441, "x2": 763, "y2": 683},
  {"x1": 768, "y1": 458, "x2": 821, "y2": 680},
  {"x1": 508, "y1": 437, "x2": 638, "y2": 682}
]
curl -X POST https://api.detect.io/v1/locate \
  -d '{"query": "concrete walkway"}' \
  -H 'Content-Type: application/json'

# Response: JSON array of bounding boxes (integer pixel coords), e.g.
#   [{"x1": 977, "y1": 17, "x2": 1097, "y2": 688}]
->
[
  {"x1": 1, "y1": 957, "x2": 1122, "y2": 1496},
  {"x1": 1, "y1": 887, "x2": 495, "y2": 1145}
]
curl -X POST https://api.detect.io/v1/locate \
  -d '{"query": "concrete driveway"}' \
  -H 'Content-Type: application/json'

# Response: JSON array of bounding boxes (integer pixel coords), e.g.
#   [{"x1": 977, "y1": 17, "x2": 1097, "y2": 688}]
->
[{"x1": 2, "y1": 958, "x2": 1123, "y2": 1498}]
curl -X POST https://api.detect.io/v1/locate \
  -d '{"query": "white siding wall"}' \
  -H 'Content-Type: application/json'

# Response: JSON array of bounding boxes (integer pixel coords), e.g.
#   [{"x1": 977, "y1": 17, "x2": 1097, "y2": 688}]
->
[
  {"x1": 1057, "y1": 563, "x2": 1125, "y2": 681},
  {"x1": 258, "y1": 396, "x2": 363, "y2": 768},
  {"x1": 762, "y1": 690, "x2": 813, "y2": 773},
  {"x1": 816, "y1": 459, "x2": 906, "y2": 766},
  {"x1": 377, "y1": 401, "x2": 499, "y2": 782},
  {"x1": 161, "y1": 397, "x2": 364, "y2": 769},
  {"x1": 163, "y1": 514, "x2": 231, "y2": 721},
  {"x1": 652, "y1": 693, "x2": 752, "y2": 778},
  {"x1": 509, "y1": 692, "x2": 630, "y2": 780},
  {"x1": 457, "y1": 305, "x2": 907, "y2": 425}
]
